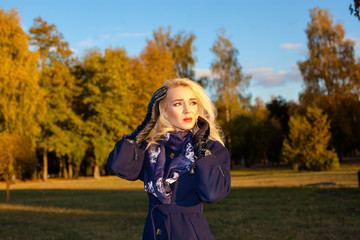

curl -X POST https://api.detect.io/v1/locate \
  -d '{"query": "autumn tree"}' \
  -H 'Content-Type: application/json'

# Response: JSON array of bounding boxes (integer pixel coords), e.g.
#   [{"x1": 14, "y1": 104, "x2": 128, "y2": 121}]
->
[
  {"x1": 0, "y1": 133, "x2": 36, "y2": 202},
  {"x1": 128, "y1": 40, "x2": 177, "y2": 129},
  {"x1": 210, "y1": 29, "x2": 250, "y2": 126},
  {"x1": 282, "y1": 106, "x2": 339, "y2": 171},
  {"x1": 298, "y1": 7, "x2": 360, "y2": 158},
  {"x1": 151, "y1": 27, "x2": 196, "y2": 79},
  {"x1": 0, "y1": 9, "x2": 43, "y2": 184},
  {"x1": 29, "y1": 17, "x2": 84, "y2": 180},
  {"x1": 0, "y1": 9, "x2": 44, "y2": 142},
  {"x1": 210, "y1": 29, "x2": 251, "y2": 157},
  {"x1": 0, "y1": 133, "x2": 18, "y2": 202}
]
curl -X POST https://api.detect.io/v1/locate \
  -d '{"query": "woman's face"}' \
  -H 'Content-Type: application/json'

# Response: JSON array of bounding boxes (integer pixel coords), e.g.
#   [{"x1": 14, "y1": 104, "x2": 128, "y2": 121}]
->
[{"x1": 164, "y1": 86, "x2": 198, "y2": 131}]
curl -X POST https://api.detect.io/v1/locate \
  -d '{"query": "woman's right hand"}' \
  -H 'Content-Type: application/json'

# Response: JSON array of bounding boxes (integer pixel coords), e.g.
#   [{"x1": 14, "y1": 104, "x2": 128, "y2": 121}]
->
[{"x1": 126, "y1": 86, "x2": 167, "y2": 144}]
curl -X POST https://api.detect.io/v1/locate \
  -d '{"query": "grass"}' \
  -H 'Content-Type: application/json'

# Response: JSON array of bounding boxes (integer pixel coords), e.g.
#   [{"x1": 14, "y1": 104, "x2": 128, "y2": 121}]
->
[{"x1": 0, "y1": 164, "x2": 359, "y2": 240}]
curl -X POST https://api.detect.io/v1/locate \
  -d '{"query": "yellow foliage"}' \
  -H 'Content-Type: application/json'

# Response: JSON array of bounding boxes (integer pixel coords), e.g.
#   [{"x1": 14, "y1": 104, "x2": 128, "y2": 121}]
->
[{"x1": 0, "y1": 8, "x2": 45, "y2": 144}]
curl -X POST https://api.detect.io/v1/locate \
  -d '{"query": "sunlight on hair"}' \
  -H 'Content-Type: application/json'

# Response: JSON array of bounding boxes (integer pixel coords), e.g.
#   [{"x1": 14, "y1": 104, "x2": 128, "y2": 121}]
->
[{"x1": 150, "y1": 78, "x2": 224, "y2": 146}]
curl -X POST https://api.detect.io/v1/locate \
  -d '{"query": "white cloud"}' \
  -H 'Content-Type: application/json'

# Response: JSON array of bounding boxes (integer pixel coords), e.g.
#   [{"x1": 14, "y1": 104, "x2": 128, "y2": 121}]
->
[
  {"x1": 194, "y1": 66, "x2": 302, "y2": 88},
  {"x1": 22, "y1": 24, "x2": 28, "y2": 32},
  {"x1": 76, "y1": 38, "x2": 96, "y2": 48},
  {"x1": 75, "y1": 32, "x2": 148, "y2": 49},
  {"x1": 194, "y1": 68, "x2": 213, "y2": 79},
  {"x1": 347, "y1": 36, "x2": 359, "y2": 43},
  {"x1": 280, "y1": 43, "x2": 302, "y2": 50},
  {"x1": 116, "y1": 32, "x2": 148, "y2": 38},
  {"x1": 70, "y1": 48, "x2": 77, "y2": 54},
  {"x1": 247, "y1": 65, "x2": 302, "y2": 87},
  {"x1": 99, "y1": 34, "x2": 112, "y2": 39}
]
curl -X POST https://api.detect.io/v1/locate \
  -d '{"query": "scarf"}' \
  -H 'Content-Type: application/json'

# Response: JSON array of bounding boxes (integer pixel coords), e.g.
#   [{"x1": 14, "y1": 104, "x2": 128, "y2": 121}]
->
[{"x1": 143, "y1": 130, "x2": 195, "y2": 204}]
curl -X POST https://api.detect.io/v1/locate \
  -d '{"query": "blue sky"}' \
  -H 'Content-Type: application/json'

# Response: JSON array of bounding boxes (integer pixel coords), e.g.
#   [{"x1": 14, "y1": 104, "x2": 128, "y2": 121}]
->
[{"x1": 2, "y1": 0, "x2": 359, "y2": 103}]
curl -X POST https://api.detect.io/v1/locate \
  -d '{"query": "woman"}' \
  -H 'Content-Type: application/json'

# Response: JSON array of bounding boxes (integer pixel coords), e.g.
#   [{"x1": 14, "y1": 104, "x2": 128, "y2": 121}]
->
[{"x1": 108, "y1": 78, "x2": 231, "y2": 240}]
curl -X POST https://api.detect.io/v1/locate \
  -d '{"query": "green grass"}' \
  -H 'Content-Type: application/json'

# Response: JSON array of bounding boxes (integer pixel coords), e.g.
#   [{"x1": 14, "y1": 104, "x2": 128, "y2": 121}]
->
[
  {"x1": 206, "y1": 187, "x2": 360, "y2": 240},
  {"x1": 0, "y1": 165, "x2": 359, "y2": 240}
]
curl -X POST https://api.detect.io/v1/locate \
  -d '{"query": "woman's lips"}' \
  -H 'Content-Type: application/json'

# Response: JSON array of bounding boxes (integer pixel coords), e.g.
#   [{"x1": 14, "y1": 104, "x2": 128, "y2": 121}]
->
[{"x1": 183, "y1": 117, "x2": 192, "y2": 123}]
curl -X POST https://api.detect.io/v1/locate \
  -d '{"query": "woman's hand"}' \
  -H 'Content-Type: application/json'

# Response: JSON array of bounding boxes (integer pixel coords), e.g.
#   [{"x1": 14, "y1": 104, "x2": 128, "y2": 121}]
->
[
  {"x1": 192, "y1": 116, "x2": 210, "y2": 160},
  {"x1": 190, "y1": 116, "x2": 210, "y2": 174},
  {"x1": 126, "y1": 86, "x2": 167, "y2": 144}
]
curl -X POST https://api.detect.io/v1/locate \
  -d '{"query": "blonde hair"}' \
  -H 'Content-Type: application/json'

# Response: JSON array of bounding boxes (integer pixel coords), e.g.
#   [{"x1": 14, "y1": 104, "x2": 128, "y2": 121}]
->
[{"x1": 149, "y1": 78, "x2": 224, "y2": 146}]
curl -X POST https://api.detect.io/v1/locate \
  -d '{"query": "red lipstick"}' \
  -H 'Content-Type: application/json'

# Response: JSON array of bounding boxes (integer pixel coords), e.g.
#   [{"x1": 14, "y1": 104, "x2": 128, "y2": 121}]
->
[{"x1": 183, "y1": 117, "x2": 192, "y2": 123}]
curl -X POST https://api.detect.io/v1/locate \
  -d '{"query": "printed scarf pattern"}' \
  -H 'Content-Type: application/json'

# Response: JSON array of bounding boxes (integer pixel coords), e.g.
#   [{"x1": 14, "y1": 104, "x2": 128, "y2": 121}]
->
[{"x1": 143, "y1": 130, "x2": 195, "y2": 204}]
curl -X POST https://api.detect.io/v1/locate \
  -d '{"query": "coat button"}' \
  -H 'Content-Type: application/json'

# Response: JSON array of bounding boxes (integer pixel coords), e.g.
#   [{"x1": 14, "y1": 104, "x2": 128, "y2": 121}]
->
[
  {"x1": 156, "y1": 229, "x2": 161, "y2": 235},
  {"x1": 169, "y1": 153, "x2": 175, "y2": 159}
]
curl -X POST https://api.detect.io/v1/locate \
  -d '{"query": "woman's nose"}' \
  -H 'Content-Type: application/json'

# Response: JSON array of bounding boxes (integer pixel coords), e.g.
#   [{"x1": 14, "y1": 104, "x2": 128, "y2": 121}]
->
[{"x1": 183, "y1": 103, "x2": 190, "y2": 113}]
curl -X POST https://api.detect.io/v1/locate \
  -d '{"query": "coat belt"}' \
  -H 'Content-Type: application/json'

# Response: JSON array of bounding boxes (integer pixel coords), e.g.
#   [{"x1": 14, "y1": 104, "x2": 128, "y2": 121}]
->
[{"x1": 149, "y1": 201, "x2": 203, "y2": 239}]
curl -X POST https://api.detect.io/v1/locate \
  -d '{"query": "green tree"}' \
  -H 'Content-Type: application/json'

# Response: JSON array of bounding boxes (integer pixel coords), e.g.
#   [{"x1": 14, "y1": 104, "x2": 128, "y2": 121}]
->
[
  {"x1": 282, "y1": 106, "x2": 339, "y2": 171},
  {"x1": 298, "y1": 7, "x2": 360, "y2": 158},
  {"x1": 228, "y1": 98, "x2": 282, "y2": 167},
  {"x1": 265, "y1": 96, "x2": 297, "y2": 164},
  {"x1": 79, "y1": 48, "x2": 134, "y2": 177},
  {"x1": 29, "y1": 17, "x2": 84, "y2": 180}
]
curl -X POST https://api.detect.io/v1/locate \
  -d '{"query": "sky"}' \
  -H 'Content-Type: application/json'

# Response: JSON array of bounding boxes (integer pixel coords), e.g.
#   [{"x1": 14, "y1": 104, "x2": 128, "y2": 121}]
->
[{"x1": 2, "y1": 0, "x2": 360, "y2": 104}]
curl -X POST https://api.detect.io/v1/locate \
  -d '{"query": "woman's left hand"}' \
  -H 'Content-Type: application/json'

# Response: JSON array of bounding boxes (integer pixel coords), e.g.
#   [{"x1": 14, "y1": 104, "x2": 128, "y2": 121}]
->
[{"x1": 192, "y1": 116, "x2": 210, "y2": 160}]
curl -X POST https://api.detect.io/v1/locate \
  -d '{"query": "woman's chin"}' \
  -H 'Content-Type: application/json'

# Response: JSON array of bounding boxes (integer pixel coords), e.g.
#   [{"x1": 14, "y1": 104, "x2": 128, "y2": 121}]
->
[{"x1": 173, "y1": 123, "x2": 195, "y2": 131}]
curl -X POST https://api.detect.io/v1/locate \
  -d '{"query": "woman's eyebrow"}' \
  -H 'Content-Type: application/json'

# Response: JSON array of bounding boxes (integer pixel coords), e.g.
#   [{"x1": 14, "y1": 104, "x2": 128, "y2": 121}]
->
[
  {"x1": 172, "y1": 98, "x2": 184, "y2": 103},
  {"x1": 172, "y1": 98, "x2": 197, "y2": 103}
]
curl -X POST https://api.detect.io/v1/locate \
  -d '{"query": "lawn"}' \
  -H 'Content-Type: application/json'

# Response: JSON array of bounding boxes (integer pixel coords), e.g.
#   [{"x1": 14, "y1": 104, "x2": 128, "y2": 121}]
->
[{"x1": 0, "y1": 165, "x2": 359, "y2": 240}]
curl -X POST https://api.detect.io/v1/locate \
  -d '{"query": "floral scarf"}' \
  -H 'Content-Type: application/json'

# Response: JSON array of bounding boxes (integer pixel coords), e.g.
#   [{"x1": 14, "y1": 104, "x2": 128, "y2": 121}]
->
[{"x1": 143, "y1": 130, "x2": 195, "y2": 204}]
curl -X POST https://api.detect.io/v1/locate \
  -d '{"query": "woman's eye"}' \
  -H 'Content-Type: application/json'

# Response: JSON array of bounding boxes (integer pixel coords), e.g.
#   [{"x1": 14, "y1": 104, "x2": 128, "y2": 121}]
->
[
  {"x1": 173, "y1": 102, "x2": 181, "y2": 107},
  {"x1": 190, "y1": 101, "x2": 197, "y2": 106}
]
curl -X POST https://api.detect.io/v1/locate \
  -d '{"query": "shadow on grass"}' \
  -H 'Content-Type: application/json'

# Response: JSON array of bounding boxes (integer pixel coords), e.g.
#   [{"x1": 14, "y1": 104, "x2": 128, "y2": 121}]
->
[{"x1": 0, "y1": 187, "x2": 359, "y2": 240}]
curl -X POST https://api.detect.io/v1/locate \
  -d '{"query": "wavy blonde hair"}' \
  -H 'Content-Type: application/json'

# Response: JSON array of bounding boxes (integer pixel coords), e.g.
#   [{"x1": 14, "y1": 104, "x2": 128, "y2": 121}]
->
[{"x1": 149, "y1": 78, "x2": 224, "y2": 146}]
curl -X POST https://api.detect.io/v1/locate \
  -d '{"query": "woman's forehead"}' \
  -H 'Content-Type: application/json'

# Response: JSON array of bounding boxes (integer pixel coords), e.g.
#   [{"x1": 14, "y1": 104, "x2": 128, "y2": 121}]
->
[{"x1": 166, "y1": 86, "x2": 196, "y2": 100}]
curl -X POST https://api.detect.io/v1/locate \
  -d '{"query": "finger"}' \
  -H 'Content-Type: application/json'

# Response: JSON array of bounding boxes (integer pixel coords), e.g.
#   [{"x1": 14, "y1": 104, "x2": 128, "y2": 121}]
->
[{"x1": 152, "y1": 86, "x2": 167, "y2": 99}]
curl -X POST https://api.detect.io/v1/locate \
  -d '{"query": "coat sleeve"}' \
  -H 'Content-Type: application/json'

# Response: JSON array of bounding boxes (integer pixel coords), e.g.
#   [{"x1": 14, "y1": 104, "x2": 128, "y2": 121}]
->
[
  {"x1": 194, "y1": 140, "x2": 231, "y2": 203},
  {"x1": 107, "y1": 135, "x2": 146, "y2": 181}
]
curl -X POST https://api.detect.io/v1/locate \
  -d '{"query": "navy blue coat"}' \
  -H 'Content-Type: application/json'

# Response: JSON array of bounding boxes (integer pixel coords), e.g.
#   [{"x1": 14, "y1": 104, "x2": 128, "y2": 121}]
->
[{"x1": 108, "y1": 135, "x2": 231, "y2": 240}]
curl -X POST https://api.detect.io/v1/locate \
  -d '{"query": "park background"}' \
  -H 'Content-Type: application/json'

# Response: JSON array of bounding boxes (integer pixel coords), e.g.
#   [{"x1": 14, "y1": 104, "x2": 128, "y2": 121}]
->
[{"x1": 1, "y1": 1, "x2": 360, "y2": 239}]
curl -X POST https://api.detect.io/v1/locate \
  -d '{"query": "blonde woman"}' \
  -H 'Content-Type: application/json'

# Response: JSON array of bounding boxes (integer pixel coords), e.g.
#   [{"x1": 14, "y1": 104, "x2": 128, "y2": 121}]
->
[{"x1": 108, "y1": 78, "x2": 231, "y2": 240}]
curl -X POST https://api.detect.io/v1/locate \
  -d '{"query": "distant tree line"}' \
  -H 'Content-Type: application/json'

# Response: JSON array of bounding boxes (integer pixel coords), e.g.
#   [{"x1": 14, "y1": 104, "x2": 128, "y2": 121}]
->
[{"x1": 1, "y1": 6, "x2": 360, "y2": 194}]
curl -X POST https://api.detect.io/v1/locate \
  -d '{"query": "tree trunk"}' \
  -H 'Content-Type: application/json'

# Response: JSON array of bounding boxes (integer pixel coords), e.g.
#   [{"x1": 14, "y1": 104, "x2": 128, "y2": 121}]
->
[
  {"x1": 93, "y1": 165, "x2": 100, "y2": 178},
  {"x1": 43, "y1": 145, "x2": 48, "y2": 182},
  {"x1": 58, "y1": 157, "x2": 63, "y2": 178},
  {"x1": 74, "y1": 164, "x2": 80, "y2": 179},
  {"x1": 68, "y1": 163, "x2": 73, "y2": 179},
  {"x1": 62, "y1": 158, "x2": 69, "y2": 179},
  {"x1": 6, "y1": 181, "x2": 10, "y2": 202},
  {"x1": 11, "y1": 174, "x2": 16, "y2": 184}
]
